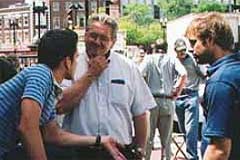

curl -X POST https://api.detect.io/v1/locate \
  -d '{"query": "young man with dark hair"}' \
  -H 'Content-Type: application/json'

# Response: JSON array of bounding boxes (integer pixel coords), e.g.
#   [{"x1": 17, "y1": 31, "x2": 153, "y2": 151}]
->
[
  {"x1": 0, "y1": 29, "x2": 125, "y2": 160},
  {"x1": 188, "y1": 12, "x2": 240, "y2": 160}
]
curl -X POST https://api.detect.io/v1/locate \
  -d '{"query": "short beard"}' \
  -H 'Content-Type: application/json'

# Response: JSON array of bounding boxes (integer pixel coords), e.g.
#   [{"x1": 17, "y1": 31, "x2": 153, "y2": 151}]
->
[{"x1": 194, "y1": 49, "x2": 215, "y2": 65}]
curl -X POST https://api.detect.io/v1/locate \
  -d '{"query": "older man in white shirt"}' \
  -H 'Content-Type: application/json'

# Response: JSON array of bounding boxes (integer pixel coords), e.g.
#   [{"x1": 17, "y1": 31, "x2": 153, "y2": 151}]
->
[{"x1": 57, "y1": 14, "x2": 156, "y2": 160}]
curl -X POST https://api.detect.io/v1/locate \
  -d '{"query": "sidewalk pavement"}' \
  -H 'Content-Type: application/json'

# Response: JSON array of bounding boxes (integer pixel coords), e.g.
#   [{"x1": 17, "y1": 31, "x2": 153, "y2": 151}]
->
[{"x1": 150, "y1": 130, "x2": 202, "y2": 160}]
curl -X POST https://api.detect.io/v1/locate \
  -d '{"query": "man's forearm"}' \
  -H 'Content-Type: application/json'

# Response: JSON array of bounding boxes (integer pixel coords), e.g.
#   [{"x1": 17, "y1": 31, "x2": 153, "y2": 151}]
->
[
  {"x1": 57, "y1": 72, "x2": 95, "y2": 114},
  {"x1": 174, "y1": 75, "x2": 187, "y2": 96},
  {"x1": 43, "y1": 121, "x2": 97, "y2": 146},
  {"x1": 203, "y1": 137, "x2": 231, "y2": 160},
  {"x1": 133, "y1": 111, "x2": 149, "y2": 150}
]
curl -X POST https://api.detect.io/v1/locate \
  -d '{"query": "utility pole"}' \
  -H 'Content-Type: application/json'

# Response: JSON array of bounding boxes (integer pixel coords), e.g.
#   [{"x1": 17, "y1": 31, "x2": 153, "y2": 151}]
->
[{"x1": 85, "y1": 0, "x2": 89, "y2": 26}]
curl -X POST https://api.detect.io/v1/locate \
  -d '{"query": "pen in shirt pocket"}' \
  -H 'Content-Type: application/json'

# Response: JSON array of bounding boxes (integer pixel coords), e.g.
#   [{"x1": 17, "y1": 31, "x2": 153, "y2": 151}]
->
[{"x1": 111, "y1": 79, "x2": 125, "y2": 85}]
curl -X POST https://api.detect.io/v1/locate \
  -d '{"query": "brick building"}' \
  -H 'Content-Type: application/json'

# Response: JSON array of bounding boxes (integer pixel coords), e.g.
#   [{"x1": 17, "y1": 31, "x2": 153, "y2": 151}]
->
[
  {"x1": 0, "y1": 0, "x2": 24, "y2": 9},
  {"x1": 0, "y1": 2, "x2": 48, "y2": 51},
  {"x1": 50, "y1": 0, "x2": 121, "y2": 30}
]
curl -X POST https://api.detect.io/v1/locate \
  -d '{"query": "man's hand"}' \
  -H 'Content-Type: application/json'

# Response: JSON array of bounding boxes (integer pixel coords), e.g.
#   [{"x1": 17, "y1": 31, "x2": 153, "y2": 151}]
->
[
  {"x1": 87, "y1": 56, "x2": 109, "y2": 79},
  {"x1": 101, "y1": 136, "x2": 127, "y2": 160},
  {"x1": 171, "y1": 87, "x2": 181, "y2": 100}
]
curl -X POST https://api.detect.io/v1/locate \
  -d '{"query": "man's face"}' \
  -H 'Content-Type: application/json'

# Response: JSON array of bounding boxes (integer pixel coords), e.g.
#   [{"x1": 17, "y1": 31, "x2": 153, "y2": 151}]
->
[
  {"x1": 176, "y1": 50, "x2": 187, "y2": 61},
  {"x1": 190, "y1": 37, "x2": 215, "y2": 64},
  {"x1": 85, "y1": 21, "x2": 116, "y2": 58},
  {"x1": 65, "y1": 50, "x2": 79, "y2": 80}
]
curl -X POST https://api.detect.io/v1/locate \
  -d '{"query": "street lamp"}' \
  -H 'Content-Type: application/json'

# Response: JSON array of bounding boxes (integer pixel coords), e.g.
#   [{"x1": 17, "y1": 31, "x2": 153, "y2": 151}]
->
[
  {"x1": 9, "y1": 18, "x2": 19, "y2": 54},
  {"x1": 160, "y1": 17, "x2": 167, "y2": 42},
  {"x1": 33, "y1": 1, "x2": 48, "y2": 40}
]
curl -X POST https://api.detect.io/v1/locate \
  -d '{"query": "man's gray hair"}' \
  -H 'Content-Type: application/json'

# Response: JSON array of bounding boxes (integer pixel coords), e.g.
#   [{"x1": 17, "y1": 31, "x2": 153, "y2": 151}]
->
[{"x1": 88, "y1": 13, "x2": 118, "y2": 39}]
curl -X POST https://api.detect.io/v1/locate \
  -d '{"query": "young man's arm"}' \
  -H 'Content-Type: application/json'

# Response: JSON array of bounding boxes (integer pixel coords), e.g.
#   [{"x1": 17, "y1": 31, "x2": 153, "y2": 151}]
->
[
  {"x1": 203, "y1": 137, "x2": 231, "y2": 160},
  {"x1": 57, "y1": 56, "x2": 108, "y2": 114},
  {"x1": 18, "y1": 98, "x2": 47, "y2": 160},
  {"x1": 172, "y1": 57, "x2": 187, "y2": 98},
  {"x1": 42, "y1": 121, "x2": 126, "y2": 160},
  {"x1": 172, "y1": 74, "x2": 187, "y2": 98}
]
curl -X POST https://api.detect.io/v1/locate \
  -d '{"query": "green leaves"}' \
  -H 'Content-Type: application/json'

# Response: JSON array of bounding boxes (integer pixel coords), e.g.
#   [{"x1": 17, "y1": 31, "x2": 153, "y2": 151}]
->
[
  {"x1": 119, "y1": 4, "x2": 162, "y2": 46},
  {"x1": 192, "y1": 1, "x2": 227, "y2": 13}
]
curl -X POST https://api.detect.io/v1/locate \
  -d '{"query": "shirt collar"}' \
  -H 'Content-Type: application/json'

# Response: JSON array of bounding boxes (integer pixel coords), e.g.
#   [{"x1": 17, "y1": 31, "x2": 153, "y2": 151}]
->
[{"x1": 207, "y1": 52, "x2": 240, "y2": 76}]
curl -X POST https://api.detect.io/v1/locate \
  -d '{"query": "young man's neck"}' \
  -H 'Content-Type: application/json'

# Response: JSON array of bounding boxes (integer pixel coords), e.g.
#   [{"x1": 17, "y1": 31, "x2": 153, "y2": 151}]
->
[
  {"x1": 213, "y1": 46, "x2": 232, "y2": 60},
  {"x1": 52, "y1": 68, "x2": 65, "y2": 84}
]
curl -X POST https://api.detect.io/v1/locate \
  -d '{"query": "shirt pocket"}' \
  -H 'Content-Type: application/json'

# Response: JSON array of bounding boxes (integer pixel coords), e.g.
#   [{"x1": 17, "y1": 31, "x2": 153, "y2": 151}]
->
[{"x1": 110, "y1": 83, "x2": 129, "y2": 106}]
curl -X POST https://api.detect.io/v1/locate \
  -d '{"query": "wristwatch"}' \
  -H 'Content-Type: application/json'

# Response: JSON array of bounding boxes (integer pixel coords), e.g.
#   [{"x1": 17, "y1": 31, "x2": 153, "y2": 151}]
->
[{"x1": 95, "y1": 135, "x2": 101, "y2": 147}]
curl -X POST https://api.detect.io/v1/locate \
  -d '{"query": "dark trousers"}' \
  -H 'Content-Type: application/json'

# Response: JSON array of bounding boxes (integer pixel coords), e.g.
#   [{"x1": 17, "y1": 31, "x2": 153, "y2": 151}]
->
[
  {"x1": 3, "y1": 145, "x2": 113, "y2": 160},
  {"x1": 3, "y1": 144, "x2": 140, "y2": 160},
  {"x1": 46, "y1": 145, "x2": 114, "y2": 160}
]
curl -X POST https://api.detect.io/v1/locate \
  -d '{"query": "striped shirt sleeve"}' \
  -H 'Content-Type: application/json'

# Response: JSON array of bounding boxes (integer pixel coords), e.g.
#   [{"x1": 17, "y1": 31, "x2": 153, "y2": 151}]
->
[{"x1": 22, "y1": 65, "x2": 52, "y2": 109}]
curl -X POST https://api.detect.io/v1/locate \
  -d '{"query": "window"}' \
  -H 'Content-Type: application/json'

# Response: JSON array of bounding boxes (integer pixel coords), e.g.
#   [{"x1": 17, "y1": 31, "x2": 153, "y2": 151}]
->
[
  {"x1": 4, "y1": 17, "x2": 9, "y2": 28},
  {"x1": 24, "y1": 31, "x2": 30, "y2": 43},
  {"x1": 65, "y1": 2, "x2": 72, "y2": 10},
  {"x1": 79, "y1": 17, "x2": 84, "y2": 27},
  {"x1": 52, "y1": 2, "x2": 60, "y2": 12},
  {"x1": 0, "y1": 18, "x2": 2, "y2": 27},
  {"x1": 4, "y1": 32, "x2": 10, "y2": 44},
  {"x1": 53, "y1": 17, "x2": 60, "y2": 29},
  {"x1": 0, "y1": 33, "x2": 2, "y2": 43},
  {"x1": 23, "y1": 14, "x2": 29, "y2": 27},
  {"x1": 17, "y1": 16, "x2": 22, "y2": 28}
]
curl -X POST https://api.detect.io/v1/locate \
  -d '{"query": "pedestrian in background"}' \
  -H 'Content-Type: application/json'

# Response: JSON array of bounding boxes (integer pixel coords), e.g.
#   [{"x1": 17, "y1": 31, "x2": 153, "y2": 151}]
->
[
  {"x1": 139, "y1": 41, "x2": 187, "y2": 160},
  {"x1": 174, "y1": 38, "x2": 206, "y2": 160}
]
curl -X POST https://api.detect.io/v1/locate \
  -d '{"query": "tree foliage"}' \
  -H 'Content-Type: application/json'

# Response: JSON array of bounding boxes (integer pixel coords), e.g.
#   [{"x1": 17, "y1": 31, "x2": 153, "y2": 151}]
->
[
  {"x1": 156, "y1": 0, "x2": 227, "y2": 19},
  {"x1": 192, "y1": 1, "x2": 227, "y2": 13},
  {"x1": 157, "y1": 0, "x2": 193, "y2": 19},
  {"x1": 122, "y1": 3, "x2": 154, "y2": 26},
  {"x1": 119, "y1": 4, "x2": 162, "y2": 46}
]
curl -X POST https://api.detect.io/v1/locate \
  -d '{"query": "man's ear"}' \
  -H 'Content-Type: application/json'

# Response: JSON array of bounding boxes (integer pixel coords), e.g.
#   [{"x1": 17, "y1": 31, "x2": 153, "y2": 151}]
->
[
  {"x1": 110, "y1": 38, "x2": 117, "y2": 48},
  {"x1": 64, "y1": 56, "x2": 72, "y2": 71},
  {"x1": 206, "y1": 37, "x2": 214, "y2": 47}
]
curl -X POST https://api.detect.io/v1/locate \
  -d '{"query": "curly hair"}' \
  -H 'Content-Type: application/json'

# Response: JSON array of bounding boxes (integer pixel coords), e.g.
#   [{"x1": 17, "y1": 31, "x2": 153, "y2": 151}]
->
[{"x1": 186, "y1": 12, "x2": 234, "y2": 51}]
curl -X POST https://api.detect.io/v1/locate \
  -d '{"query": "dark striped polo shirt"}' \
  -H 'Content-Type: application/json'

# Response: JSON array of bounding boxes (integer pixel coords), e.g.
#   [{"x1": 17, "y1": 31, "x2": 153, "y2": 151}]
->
[{"x1": 0, "y1": 64, "x2": 57, "y2": 157}]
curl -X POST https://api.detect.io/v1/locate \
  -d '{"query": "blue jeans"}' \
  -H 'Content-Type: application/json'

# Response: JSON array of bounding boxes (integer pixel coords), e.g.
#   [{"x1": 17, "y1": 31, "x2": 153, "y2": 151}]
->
[
  {"x1": 200, "y1": 119, "x2": 209, "y2": 158},
  {"x1": 175, "y1": 91, "x2": 199, "y2": 160}
]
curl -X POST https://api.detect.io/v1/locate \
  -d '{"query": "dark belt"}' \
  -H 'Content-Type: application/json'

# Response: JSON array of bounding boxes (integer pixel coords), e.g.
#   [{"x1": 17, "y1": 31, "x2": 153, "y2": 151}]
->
[
  {"x1": 153, "y1": 94, "x2": 173, "y2": 99},
  {"x1": 181, "y1": 89, "x2": 198, "y2": 95}
]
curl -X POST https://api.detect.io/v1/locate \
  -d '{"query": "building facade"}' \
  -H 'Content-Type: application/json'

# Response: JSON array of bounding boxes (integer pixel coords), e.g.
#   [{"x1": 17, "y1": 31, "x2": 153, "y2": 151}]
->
[
  {"x1": 0, "y1": 4, "x2": 32, "y2": 49},
  {"x1": 50, "y1": 0, "x2": 122, "y2": 30},
  {"x1": 0, "y1": 0, "x2": 24, "y2": 9},
  {"x1": 50, "y1": 0, "x2": 100, "y2": 29},
  {"x1": 0, "y1": 3, "x2": 48, "y2": 51}
]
